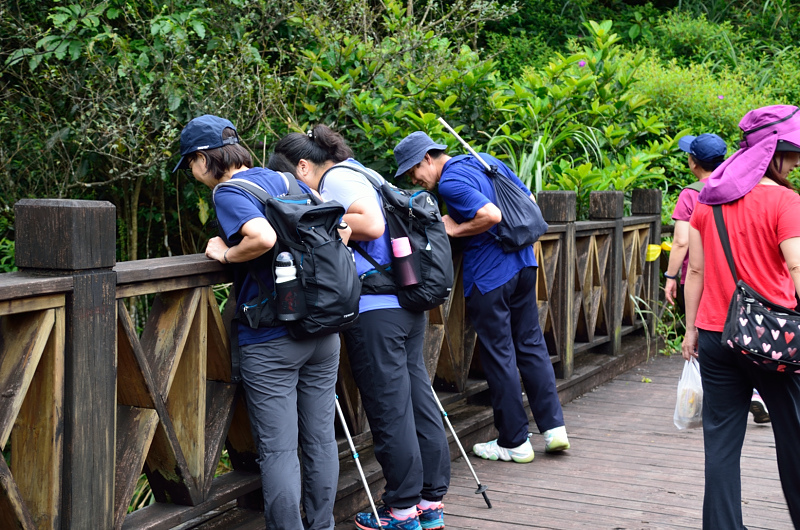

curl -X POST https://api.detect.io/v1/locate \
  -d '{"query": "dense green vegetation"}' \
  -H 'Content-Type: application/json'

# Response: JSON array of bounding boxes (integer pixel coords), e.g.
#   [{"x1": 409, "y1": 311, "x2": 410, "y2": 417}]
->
[{"x1": 2, "y1": 0, "x2": 799, "y2": 267}]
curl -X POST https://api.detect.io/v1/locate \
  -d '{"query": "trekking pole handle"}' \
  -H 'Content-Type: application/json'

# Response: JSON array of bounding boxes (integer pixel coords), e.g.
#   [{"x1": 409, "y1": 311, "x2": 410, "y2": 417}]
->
[{"x1": 437, "y1": 117, "x2": 493, "y2": 172}]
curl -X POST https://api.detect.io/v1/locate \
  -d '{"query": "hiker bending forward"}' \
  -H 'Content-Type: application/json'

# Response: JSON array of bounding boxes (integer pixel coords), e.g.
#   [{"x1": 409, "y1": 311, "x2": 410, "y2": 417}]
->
[
  {"x1": 174, "y1": 115, "x2": 340, "y2": 530},
  {"x1": 394, "y1": 132, "x2": 570, "y2": 464},
  {"x1": 270, "y1": 125, "x2": 450, "y2": 530}
]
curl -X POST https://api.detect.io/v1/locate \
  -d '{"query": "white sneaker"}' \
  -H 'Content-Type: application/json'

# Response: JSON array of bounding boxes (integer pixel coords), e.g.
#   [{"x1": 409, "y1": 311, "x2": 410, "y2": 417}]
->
[
  {"x1": 472, "y1": 438, "x2": 534, "y2": 463},
  {"x1": 543, "y1": 426, "x2": 570, "y2": 453},
  {"x1": 750, "y1": 392, "x2": 771, "y2": 424}
]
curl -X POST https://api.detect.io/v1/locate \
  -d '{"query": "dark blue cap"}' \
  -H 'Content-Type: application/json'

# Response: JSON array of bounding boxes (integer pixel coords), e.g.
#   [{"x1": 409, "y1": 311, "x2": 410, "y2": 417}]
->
[
  {"x1": 678, "y1": 133, "x2": 727, "y2": 161},
  {"x1": 173, "y1": 114, "x2": 239, "y2": 172},
  {"x1": 393, "y1": 131, "x2": 447, "y2": 177}
]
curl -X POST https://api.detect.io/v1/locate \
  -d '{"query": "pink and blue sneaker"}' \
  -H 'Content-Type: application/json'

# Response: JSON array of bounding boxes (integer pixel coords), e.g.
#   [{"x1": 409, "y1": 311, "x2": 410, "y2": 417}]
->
[
  {"x1": 417, "y1": 502, "x2": 445, "y2": 529},
  {"x1": 354, "y1": 506, "x2": 422, "y2": 530}
]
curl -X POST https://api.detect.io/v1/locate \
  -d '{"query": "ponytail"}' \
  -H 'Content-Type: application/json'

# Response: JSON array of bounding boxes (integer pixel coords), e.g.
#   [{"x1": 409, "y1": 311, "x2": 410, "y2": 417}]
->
[{"x1": 273, "y1": 124, "x2": 353, "y2": 166}]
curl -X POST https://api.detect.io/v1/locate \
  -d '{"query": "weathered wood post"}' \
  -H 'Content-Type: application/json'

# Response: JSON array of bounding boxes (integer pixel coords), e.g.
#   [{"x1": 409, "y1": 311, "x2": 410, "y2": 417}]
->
[
  {"x1": 631, "y1": 189, "x2": 663, "y2": 337},
  {"x1": 538, "y1": 191, "x2": 576, "y2": 379},
  {"x1": 590, "y1": 191, "x2": 624, "y2": 356},
  {"x1": 14, "y1": 199, "x2": 117, "y2": 529}
]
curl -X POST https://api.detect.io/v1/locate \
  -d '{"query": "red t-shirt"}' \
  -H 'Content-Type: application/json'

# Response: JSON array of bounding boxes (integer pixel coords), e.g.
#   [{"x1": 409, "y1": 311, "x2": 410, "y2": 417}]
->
[
  {"x1": 691, "y1": 184, "x2": 800, "y2": 332},
  {"x1": 672, "y1": 180, "x2": 706, "y2": 283}
]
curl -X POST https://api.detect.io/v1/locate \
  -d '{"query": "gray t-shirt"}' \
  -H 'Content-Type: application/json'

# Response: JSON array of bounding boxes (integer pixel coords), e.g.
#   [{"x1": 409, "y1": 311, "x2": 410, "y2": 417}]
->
[{"x1": 320, "y1": 160, "x2": 400, "y2": 313}]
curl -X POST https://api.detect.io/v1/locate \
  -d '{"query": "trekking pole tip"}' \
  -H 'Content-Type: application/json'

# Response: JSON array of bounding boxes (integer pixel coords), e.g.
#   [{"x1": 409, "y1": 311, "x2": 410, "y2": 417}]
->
[{"x1": 475, "y1": 484, "x2": 491, "y2": 508}]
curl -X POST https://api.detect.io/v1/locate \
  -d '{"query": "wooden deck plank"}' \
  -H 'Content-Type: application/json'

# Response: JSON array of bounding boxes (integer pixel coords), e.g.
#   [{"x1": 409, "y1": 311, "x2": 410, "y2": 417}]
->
[{"x1": 334, "y1": 353, "x2": 792, "y2": 529}]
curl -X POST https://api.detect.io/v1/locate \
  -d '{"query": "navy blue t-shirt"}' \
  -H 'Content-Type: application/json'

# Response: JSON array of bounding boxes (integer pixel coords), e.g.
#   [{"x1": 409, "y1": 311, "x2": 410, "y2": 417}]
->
[
  {"x1": 213, "y1": 167, "x2": 312, "y2": 345},
  {"x1": 438, "y1": 154, "x2": 537, "y2": 296}
]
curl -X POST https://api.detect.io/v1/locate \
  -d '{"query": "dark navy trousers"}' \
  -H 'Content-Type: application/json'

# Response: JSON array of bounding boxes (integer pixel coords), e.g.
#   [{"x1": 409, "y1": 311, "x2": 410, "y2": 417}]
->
[
  {"x1": 698, "y1": 330, "x2": 800, "y2": 529},
  {"x1": 467, "y1": 266, "x2": 564, "y2": 448},
  {"x1": 343, "y1": 308, "x2": 451, "y2": 509}
]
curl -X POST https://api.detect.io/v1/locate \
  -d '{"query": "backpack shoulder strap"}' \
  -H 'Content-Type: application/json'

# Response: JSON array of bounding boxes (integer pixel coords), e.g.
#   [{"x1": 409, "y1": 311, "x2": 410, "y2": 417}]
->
[
  {"x1": 685, "y1": 181, "x2": 705, "y2": 193},
  {"x1": 712, "y1": 204, "x2": 739, "y2": 283},
  {"x1": 350, "y1": 242, "x2": 389, "y2": 276},
  {"x1": 216, "y1": 173, "x2": 302, "y2": 204},
  {"x1": 319, "y1": 162, "x2": 382, "y2": 193},
  {"x1": 281, "y1": 172, "x2": 304, "y2": 194},
  {"x1": 215, "y1": 179, "x2": 273, "y2": 204}
]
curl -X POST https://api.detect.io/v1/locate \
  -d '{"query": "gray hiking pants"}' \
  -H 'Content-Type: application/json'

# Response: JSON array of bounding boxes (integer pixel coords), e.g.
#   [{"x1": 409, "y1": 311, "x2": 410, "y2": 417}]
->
[{"x1": 240, "y1": 333, "x2": 340, "y2": 530}]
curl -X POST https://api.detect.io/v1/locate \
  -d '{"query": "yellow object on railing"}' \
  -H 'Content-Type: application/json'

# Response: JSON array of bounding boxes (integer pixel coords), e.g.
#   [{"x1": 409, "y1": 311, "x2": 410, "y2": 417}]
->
[
  {"x1": 645, "y1": 244, "x2": 662, "y2": 262},
  {"x1": 661, "y1": 241, "x2": 673, "y2": 252}
]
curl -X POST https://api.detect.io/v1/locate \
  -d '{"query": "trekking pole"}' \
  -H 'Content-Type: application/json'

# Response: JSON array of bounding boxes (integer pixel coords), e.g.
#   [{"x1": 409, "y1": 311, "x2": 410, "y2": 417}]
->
[
  {"x1": 438, "y1": 117, "x2": 493, "y2": 173},
  {"x1": 335, "y1": 394, "x2": 383, "y2": 529},
  {"x1": 429, "y1": 386, "x2": 492, "y2": 509}
]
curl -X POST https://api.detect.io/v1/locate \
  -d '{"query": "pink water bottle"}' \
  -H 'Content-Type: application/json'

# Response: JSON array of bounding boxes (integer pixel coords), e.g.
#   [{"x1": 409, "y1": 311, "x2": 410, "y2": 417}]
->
[{"x1": 391, "y1": 237, "x2": 419, "y2": 287}]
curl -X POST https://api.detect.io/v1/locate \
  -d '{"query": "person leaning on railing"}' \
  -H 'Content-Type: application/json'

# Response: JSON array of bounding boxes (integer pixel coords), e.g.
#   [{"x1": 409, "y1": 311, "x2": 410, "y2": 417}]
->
[
  {"x1": 173, "y1": 115, "x2": 341, "y2": 530},
  {"x1": 681, "y1": 105, "x2": 800, "y2": 529},
  {"x1": 268, "y1": 126, "x2": 451, "y2": 530},
  {"x1": 393, "y1": 131, "x2": 570, "y2": 465}
]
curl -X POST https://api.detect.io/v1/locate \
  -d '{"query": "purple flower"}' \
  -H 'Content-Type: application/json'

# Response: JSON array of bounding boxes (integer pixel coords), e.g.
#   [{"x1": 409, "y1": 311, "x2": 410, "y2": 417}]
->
[
  {"x1": 718, "y1": 95, "x2": 724, "y2": 99},
  {"x1": 578, "y1": 60, "x2": 586, "y2": 67}
]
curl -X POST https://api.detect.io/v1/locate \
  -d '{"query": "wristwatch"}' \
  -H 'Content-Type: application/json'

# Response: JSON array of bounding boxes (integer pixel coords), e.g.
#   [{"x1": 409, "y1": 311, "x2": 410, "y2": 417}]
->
[{"x1": 664, "y1": 271, "x2": 677, "y2": 279}]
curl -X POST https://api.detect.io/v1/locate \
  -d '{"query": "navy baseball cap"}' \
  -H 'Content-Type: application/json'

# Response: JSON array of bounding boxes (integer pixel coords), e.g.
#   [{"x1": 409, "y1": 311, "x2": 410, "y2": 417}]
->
[
  {"x1": 678, "y1": 133, "x2": 727, "y2": 161},
  {"x1": 173, "y1": 115, "x2": 239, "y2": 172},
  {"x1": 393, "y1": 131, "x2": 447, "y2": 177}
]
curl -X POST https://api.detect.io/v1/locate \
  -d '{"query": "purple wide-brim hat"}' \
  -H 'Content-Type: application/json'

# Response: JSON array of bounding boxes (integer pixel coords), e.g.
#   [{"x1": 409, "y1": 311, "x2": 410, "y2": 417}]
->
[{"x1": 699, "y1": 105, "x2": 800, "y2": 205}]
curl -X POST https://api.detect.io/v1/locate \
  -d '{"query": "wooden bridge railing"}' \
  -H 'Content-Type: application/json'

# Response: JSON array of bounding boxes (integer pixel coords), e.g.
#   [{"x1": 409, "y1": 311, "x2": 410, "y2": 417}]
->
[{"x1": 0, "y1": 189, "x2": 661, "y2": 529}]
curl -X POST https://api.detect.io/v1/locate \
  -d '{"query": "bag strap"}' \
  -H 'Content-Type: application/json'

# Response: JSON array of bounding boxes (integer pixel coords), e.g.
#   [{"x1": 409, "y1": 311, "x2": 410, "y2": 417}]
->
[
  {"x1": 229, "y1": 308, "x2": 242, "y2": 383},
  {"x1": 712, "y1": 204, "x2": 739, "y2": 284},
  {"x1": 216, "y1": 172, "x2": 301, "y2": 204},
  {"x1": 685, "y1": 181, "x2": 705, "y2": 193},
  {"x1": 350, "y1": 242, "x2": 390, "y2": 277},
  {"x1": 319, "y1": 162, "x2": 382, "y2": 193}
]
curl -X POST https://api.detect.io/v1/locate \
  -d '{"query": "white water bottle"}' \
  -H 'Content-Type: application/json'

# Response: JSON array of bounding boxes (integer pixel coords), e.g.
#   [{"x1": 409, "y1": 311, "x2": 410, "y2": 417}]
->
[
  {"x1": 275, "y1": 252, "x2": 306, "y2": 321},
  {"x1": 275, "y1": 252, "x2": 296, "y2": 284}
]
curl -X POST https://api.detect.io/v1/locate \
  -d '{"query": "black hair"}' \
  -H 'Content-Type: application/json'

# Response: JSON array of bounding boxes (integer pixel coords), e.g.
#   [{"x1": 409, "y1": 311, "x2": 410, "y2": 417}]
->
[
  {"x1": 272, "y1": 124, "x2": 353, "y2": 166},
  {"x1": 189, "y1": 127, "x2": 252, "y2": 181},
  {"x1": 266, "y1": 152, "x2": 298, "y2": 177},
  {"x1": 690, "y1": 154, "x2": 724, "y2": 173},
  {"x1": 408, "y1": 148, "x2": 447, "y2": 174},
  {"x1": 765, "y1": 152, "x2": 796, "y2": 190}
]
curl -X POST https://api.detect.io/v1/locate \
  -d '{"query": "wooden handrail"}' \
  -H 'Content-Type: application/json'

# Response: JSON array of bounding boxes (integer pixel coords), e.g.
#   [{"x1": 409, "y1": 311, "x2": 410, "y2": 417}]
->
[{"x1": 0, "y1": 189, "x2": 663, "y2": 529}]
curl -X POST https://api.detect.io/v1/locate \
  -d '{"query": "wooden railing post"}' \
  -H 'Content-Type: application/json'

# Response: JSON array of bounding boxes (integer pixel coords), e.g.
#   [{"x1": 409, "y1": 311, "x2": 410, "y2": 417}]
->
[
  {"x1": 14, "y1": 199, "x2": 117, "y2": 529},
  {"x1": 590, "y1": 191, "x2": 624, "y2": 356},
  {"x1": 539, "y1": 191, "x2": 576, "y2": 379},
  {"x1": 631, "y1": 189, "x2": 663, "y2": 335}
]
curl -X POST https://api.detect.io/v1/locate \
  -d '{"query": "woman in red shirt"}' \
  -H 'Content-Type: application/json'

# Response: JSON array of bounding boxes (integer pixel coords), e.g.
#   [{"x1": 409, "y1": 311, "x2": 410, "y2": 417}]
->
[{"x1": 682, "y1": 105, "x2": 800, "y2": 529}]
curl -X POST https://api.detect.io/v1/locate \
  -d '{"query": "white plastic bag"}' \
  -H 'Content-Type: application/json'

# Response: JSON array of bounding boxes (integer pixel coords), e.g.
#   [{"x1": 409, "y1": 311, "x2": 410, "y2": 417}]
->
[{"x1": 673, "y1": 357, "x2": 703, "y2": 430}]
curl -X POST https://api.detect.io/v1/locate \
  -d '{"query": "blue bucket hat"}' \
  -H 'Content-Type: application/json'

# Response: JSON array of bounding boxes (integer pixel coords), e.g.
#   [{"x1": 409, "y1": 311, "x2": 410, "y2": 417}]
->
[
  {"x1": 173, "y1": 115, "x2": 239, "y2": 172},
  {"x1": 678, "y1": 133, "x2": 727, "y2": 162},
  {"x1": 393, "y1": 131, "x2": 447, "y2": 177}
]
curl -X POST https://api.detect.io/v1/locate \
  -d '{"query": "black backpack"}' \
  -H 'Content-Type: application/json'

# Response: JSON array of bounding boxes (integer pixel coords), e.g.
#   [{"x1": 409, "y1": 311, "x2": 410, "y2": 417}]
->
[
  {"x1": 450, "y1": 154, "x2": 548, "y2": 253},
  {"x1": 320, "y1": 162, "x2": 454, "y2": 313},
  {"x1": 215, "y1": 176, "x2": 360, "y2": 340}
]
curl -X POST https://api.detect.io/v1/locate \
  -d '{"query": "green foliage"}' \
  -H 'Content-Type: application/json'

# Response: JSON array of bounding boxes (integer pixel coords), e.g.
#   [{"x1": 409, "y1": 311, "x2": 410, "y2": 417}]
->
[
  {"x1": 3, "y1": 0, "x2": 796, "y2": 263},
  {"x1": 0, "y1": 239, "x2": 16, "y2": 273},
  {"x1": 483, "y1": 31, "x2": 555, "y2": 79},
  {"x1": 632, "y1": 56, "x2": 773, "y2": 145},
  {"x1": 656, "y1": 292, "x2": 685, "y2": 357},
  {"x1": 650, "y1": 11, "x2": 746, "y2": 70},
  {"x1": 482, "y1": 21, "x2": 676, "y2": 218}
]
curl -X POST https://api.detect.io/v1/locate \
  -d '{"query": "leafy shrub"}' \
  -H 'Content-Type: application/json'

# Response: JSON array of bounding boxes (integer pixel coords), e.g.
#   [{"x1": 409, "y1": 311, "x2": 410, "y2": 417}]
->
[
  {"x1": 484, "y1": 30, "x2": 555, "y2": 79},
  {"x1": 0, "y1": 238, "x2": 15, "y2": 273},
  {"x1": 632, "y1": 55, "x2": 774, "y2": 144},
  {"x1": 650, "y1": 11, "x2": 745, "y2": 71},
  {"x1": 480, "y1": 21, "x2": 678, "y2": 218}
]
